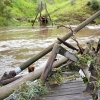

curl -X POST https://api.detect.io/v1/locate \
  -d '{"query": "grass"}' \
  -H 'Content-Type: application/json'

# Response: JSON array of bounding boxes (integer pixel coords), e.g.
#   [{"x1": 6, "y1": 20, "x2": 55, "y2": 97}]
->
[
  {"x1": 1, "y1": 0, "x2": 100, "y2": 26},
  {"x1": 48, "y1": 0, "x2": 99, "y2": 24},
  {"x1": 11, "y1": 0, "x2": 37, "y2": 17}
]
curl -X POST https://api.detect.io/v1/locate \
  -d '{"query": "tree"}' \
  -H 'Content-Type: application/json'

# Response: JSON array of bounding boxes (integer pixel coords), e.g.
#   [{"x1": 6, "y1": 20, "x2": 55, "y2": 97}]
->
[
  {"x1": 0, "y1": 0, "x2": 12, "y2": 26},
  {"x1": 87, "y1": 0, "x2": 100, "y2": 10}
]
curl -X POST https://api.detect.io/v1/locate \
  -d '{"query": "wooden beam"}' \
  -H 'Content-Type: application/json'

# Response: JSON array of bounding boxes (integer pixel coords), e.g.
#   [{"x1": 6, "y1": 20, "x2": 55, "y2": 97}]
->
[
  {"x1": 41, "y1": 43, "x2": 59, "y2": 84},
  {"x1": 0, "y1": 76, "x2": 22, "y2": 86}
]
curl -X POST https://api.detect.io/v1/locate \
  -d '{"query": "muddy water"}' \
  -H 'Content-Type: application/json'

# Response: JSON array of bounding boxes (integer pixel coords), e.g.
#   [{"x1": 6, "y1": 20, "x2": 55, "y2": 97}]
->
[{"x1": 0, "y1": 26, "x2": 100, "y2": 77}]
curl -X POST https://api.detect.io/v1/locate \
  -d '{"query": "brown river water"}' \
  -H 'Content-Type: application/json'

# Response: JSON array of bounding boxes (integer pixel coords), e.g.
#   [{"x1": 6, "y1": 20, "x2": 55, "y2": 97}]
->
[{"x1": 0, "y1": 25, "x2": 100, "y2": 77}]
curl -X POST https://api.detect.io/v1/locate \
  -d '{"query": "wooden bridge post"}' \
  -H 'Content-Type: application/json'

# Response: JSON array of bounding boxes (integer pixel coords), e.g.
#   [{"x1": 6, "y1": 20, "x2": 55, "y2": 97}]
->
[{"x1": 41, "y1": 43, "x2": 59, "y2": 84}]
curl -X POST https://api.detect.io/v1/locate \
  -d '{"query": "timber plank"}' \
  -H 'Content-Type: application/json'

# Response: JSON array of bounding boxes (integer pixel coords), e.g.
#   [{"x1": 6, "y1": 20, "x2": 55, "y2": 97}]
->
[{"x1": 39, "y1": 79, "x2": 92, "y2": 100}]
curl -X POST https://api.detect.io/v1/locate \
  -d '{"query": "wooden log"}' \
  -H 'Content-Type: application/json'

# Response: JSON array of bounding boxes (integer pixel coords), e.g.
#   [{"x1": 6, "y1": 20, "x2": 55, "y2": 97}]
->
[
  {"x1": 41, "y1": 43, "x2": 59, "y2": 84},
  {"x1": 5, "y1": 11, "x2": 100, "y2": 76},
  {"x1": 0, "y1": 76, "x2": 22, "y2": 86},
  {"x1": 0, "y1": 71, "x2": 16, "y2": 81},
  {"x1": 57, "y1": 38, "x2": 78, "y2": 51}
]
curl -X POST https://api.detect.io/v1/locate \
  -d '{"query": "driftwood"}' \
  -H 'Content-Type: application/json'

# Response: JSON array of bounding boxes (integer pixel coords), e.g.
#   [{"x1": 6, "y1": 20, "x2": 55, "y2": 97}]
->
[
  {"x1": 80, "y1": 42, "x2": 92, "y2": 80},
  {"x1": 71, "y1": 36, "x2": 84, "y2": 54},
  {"x1": 0, "y1": 71, "x2": 16, "y2": 81},
  {"x1": 0, "y1": 66, "x2": 34, "y2": 85},
  {"x1": 0, "y1": 76, "x2": 22, "y2": 86}
]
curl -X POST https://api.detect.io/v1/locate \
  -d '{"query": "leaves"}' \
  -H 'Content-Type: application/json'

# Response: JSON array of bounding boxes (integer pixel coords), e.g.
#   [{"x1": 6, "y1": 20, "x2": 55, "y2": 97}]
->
[
  {"x1": 47, "y1": 70, "x2": 64, "y2": 85},
  {"x1": 13, "y1": 80, "x2": 50, "y2": 100},
  {"x1": 77, "y1": 54, "x2": 92, "y2": 66},
  {"x1": 87, "y1": 0, "x2": 100, "y2": 10}
]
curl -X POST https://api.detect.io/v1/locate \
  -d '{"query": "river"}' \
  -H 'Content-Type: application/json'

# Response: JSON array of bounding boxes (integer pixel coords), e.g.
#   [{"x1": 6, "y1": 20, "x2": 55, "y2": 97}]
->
[{"x1": 0, "y1": 25, "x2": 100, "y2": 77}]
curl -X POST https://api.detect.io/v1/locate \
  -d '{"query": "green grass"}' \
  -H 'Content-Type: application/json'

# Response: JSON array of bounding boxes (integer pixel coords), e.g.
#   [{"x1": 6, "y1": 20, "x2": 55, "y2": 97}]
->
[
  {"x1": 0, "y1": 0, "x2": 100, "y2": 26},
  {"x1": 47, "y1": 0, "x2": 100, "y2": 24},
  {"x1": 11, "y1": 0, "x2": 37, "y2": 17}
]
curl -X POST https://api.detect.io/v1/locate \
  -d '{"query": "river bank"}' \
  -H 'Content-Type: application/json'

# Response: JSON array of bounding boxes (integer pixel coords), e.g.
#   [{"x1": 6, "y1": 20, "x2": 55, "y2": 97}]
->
[{"x1": 0, "y1": 0, "x2": 100, "y2": 27}]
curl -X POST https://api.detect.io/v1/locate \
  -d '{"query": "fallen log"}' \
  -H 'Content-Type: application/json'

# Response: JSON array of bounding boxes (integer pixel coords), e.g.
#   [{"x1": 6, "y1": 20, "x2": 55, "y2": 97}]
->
[
  {"x1": 10, "y1": 10, "x2": 100, "y2": 76},
  {"x1": 57, "y1": 38, "x2": 78, "y2": 51},
  {"x1": 0, "y1": 76, "x2": 22, "y2": 86}
]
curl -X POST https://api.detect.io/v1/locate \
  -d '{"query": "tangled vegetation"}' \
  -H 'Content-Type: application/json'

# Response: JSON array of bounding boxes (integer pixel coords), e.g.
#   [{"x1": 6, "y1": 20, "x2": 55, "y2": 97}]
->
[
  {"x1": 0, "y1": 0, "x2": 12, "y2": 26},
  {"x1": 75, "y1": 40, "x2": 100, "y2": 96},
  {"x1": 12, "y1": 68, "x2": 64, "y2": 100},
  {"x1": 13, "y1": 80, "x2": 50, "y2": 100},
  {"x1": 77, "y1": 54, "x2": 93, "y2": 66},
  {"x1": 87, "y1": 0, "x2": 100, "y2": 10},
  {"x1": 46, "y1": 68, "x2": 64, "y2": 85}
]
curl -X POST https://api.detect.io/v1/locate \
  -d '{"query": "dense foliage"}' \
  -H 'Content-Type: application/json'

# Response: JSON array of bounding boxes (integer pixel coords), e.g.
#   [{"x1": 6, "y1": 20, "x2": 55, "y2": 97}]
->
[
  {"x1": 87, "y1": 0, "x2": 100, "y2": 10},
  {"x1": 0, "y1": 0, "x2": 12, "y2": 26},
  {"x1": 0, "y1": 0, "x2": 37, "y2": 26},
  {"x1": 13, "y1": 80, "x2": 50, "y2": 100}
]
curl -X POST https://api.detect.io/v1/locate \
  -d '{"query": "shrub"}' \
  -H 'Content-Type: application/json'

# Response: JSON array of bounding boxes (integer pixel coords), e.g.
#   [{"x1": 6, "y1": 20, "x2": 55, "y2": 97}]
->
[{"x1": 87, "y1": 0, "x2": 100, "y2": 10}]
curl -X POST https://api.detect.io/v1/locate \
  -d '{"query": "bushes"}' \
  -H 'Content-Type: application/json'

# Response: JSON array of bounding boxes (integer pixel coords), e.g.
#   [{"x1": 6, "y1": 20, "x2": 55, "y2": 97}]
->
[
  {"x1": 87, "y1": 0, "x2": 100, "y2": 10},
  {"x1": 0, "y1": 0, "x2": 12, "y2": 26}
]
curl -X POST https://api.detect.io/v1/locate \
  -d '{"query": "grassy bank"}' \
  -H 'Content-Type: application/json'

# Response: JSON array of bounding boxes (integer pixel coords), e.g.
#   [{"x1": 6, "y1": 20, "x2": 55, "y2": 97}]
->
[
  {"x1": 45, "y1": 0, "x2": 100, "y2": 25},
  {"x1": 1, "y1": 0, "x2": 100, "y2": 26}
]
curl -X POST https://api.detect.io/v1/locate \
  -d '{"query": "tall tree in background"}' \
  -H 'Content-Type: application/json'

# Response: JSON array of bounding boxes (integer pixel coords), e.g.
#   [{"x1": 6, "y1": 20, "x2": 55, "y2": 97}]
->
[{"x1": 87, "y1": 0, "x2": 100, "y2": 10}]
